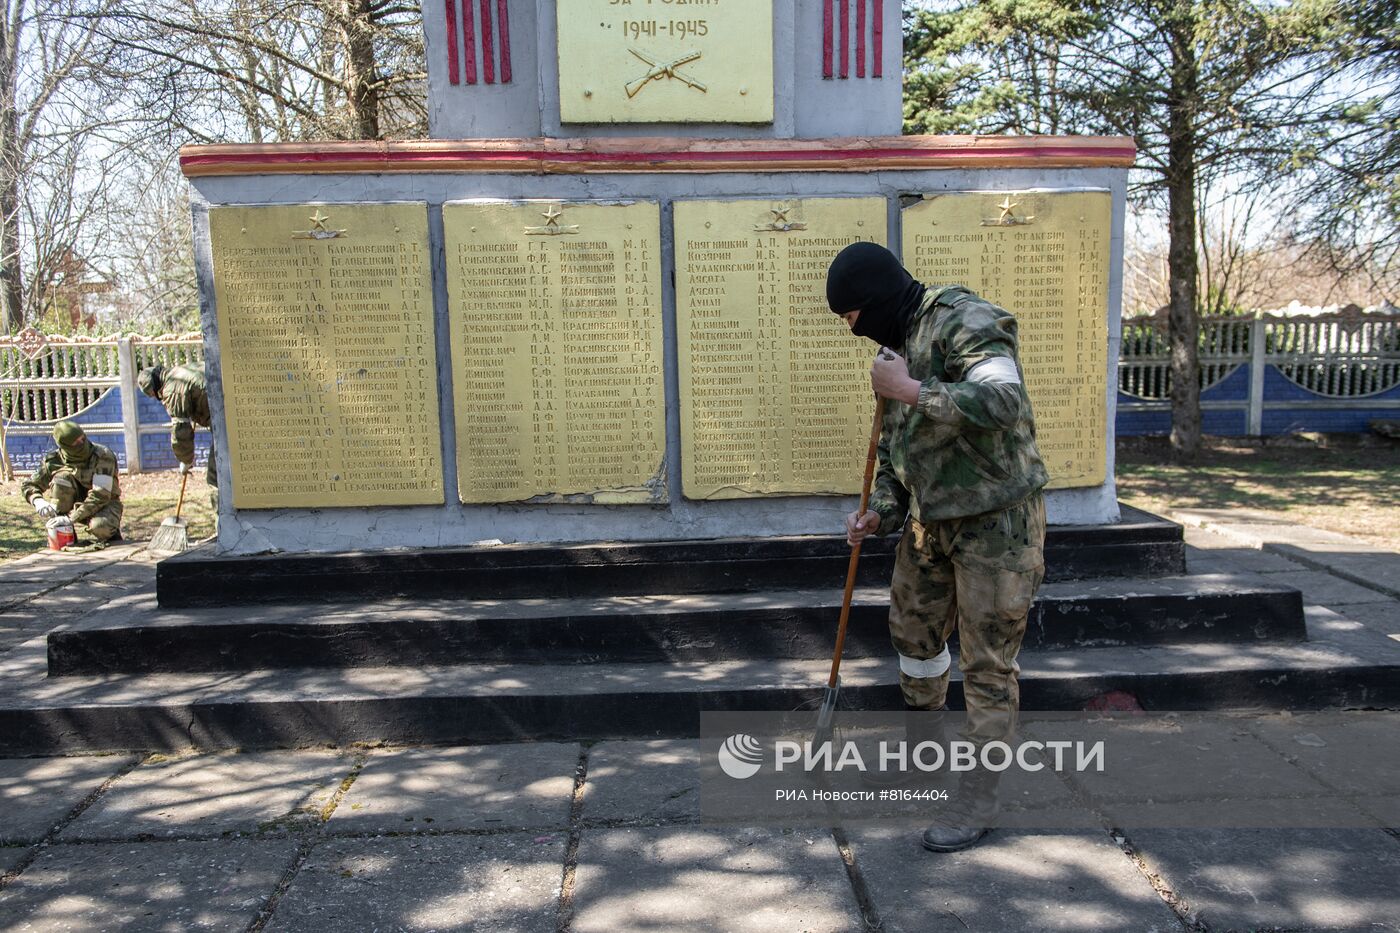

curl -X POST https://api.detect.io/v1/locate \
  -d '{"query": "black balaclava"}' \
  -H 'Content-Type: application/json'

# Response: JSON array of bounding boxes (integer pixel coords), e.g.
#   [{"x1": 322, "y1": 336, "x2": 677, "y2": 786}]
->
[{"x1": 825, "y1": 242, "x2": 927, "y2": 350}]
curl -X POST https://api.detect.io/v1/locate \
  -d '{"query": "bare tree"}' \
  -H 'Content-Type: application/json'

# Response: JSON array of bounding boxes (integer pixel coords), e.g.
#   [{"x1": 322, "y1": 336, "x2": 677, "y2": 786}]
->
[
  {"x1": 105, "y1": 156, "x2": 199, "y2": 334},
  {"x1": 0, "y1": 0, "x2": 123, "y2": 333},
  {"x1": 100, "y1": 0, "x2": 426, "y2": 143}
]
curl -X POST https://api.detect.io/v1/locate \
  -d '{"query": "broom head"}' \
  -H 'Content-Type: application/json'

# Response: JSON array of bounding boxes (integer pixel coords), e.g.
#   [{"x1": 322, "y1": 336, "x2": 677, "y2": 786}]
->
[{"x1": 148, "y1": 515, "x2": 189, "y2": 556}]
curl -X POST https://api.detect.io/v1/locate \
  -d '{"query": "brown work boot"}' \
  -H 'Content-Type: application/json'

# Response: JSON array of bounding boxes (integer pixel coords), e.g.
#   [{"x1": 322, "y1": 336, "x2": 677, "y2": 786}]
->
[{"x1": 921, "y1": 769, "x2": 999, "y2": 853}]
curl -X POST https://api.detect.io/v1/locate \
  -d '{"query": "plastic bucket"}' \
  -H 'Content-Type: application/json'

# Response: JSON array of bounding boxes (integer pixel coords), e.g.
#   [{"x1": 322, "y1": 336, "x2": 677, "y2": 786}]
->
[{"x1": 47, "y1": 519, "x2": 77, "y2": 551}]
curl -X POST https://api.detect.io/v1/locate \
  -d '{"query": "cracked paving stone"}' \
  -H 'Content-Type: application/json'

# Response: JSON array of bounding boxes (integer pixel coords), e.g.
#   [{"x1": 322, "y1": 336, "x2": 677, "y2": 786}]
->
[
  {"x1": 329, "y1": 743, "x2": 578, "y2": 834},
  {"x1": 0, "y1": 755, "x2": 140, "y2": 844},
  {"x1": 582, "y1": 740, "x2": 704, "y2": 823},
  {"x1": 569, "y1": 825, "x2": 862, "y2": 933},
  {"x1": 265, "y1": 833, "x2": 564, "y2": 932},
  {"x1": 61, "y1": 749, "x2": 355, "y2": 840},
  {"x1": 0, "y1": 839, "x2": 297, "y2": 931},
  {"x1": 846, "y1": 827, "x2": 1182, "y2": 933},
  {"x1": 1128, "y1": 827, "x2": 1400, "y2": 931}
]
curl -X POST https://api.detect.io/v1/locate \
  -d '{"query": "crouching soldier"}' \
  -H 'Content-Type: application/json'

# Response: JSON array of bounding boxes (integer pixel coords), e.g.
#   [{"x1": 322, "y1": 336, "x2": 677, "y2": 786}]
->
[
  {"x1": 137, "y1": 365, "x2": 216, "y2": 516},
  {"x1": 23, "y1": 421, "x2": 123, "y2": 545}
]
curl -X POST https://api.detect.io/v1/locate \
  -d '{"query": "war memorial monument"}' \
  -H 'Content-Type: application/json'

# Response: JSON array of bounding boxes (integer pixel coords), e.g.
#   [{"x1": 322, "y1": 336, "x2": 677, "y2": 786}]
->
[
  {"x1": 12, "y1": 0, "x2": 1384, "y2": 756},
  {"x1": 183, "y1": 0, "x2": 1124, "y2": 552}
]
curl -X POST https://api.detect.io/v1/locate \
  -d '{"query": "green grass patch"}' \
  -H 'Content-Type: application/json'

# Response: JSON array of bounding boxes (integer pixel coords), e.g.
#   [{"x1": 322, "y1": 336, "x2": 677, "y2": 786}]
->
[{"x1": 0, "y1": 471, "x2": 216, "y2": 561}]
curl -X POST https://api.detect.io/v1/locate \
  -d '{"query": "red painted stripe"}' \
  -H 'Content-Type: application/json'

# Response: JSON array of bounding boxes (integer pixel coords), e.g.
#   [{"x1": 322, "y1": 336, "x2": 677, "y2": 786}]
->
[
  {"x1": 186, "y1": 143, "x2": 1139, "y2": 166},
  {"x1": 839, "y1": 0, "x2": 849, "y2": 78},
  {"x1": 462, "y1": 0, "x2": 477, "y2": 84},
  {"x1": 872, "y1": 0, "x2": 883, "y2": 77},
  {"x1": 822, "y1": 0, "x2": 833, "y2": 78},
  {"x1": 497, "y1": 0, "x2": 511, "y2": 83},
  {"x1": 180, "y1": 143, "x2": 1139, "y2": 175},
  {"x1": 532, "y1": 145, "x2": 1135, "y2": 164},
  {"x1": 480, "y1": 0, "x2": 495, "y2": 84},
  {"x1": 444, "y1": 0, "x2": 460, "y2": 85},
  {"x1": 856, "y1": 0, "x2": 866, "y2": 78}
]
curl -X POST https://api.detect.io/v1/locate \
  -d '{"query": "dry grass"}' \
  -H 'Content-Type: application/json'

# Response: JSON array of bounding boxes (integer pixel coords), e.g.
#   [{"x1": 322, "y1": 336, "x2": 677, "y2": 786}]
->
[
  {"x1": 0, "y1": 469, "x2": 216, "y2": 561},
  {"x1": 1116, "y1": 436, "x2": 1400, "y2": 552}
]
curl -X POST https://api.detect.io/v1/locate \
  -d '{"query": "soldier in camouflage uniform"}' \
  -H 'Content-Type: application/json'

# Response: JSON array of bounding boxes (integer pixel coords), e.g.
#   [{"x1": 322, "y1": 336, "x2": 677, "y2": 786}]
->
[
  {"x1": 138, "y1": 365, "x2": 216, "y2": 518},
  {"x1": 22, "y1": 421, "x2": 124, "y2": 544},
  {"x1": 826, "y1": 242, "x2": 1048, "y2": 853}
]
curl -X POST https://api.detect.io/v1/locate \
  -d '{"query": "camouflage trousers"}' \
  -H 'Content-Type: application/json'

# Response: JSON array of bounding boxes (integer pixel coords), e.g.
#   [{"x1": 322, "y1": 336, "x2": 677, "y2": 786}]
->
[
  {"x1": 887, "y1": 492, "x2": 1046, "y2": 744},
  {"x1": 50, "y1": 469, "x2": 123, "y2": 542}
]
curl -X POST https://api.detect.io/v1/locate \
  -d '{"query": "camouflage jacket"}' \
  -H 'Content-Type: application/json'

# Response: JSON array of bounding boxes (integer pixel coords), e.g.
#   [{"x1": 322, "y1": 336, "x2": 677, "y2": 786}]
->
[
  {"x1": 22, "y1": 443, "x2": 123, "y2": 523},
  {"x1": 868, "y1": 286, "x2": 1048, "y2": 528},
  {"x1": 159, "y1": 365, "x2": 210, "y2": 466}
]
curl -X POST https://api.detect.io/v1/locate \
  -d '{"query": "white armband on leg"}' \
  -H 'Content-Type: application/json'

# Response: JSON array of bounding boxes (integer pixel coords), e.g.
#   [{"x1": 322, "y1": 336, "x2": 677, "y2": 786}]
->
[{"x1": 898, "y1": 646, "x2": 951, "y2": 679}]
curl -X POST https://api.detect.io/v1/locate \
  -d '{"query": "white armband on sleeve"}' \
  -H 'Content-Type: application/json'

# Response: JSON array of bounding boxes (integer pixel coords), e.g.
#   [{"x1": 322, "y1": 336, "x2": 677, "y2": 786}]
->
[
  {"x1": 92, "y1": 473, "x2": 114, "y2": 493},
  {"x1": 965, "y1": 357, "x2": 1022, "y2": 385}
]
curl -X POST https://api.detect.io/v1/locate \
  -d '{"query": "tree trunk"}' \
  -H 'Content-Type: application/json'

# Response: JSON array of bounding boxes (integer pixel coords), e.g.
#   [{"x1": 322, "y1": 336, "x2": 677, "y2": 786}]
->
[
  {"x1": 1165, "y1": 1, "x2": 1201, "y2": 457},
  {"x1": 0, "y1": 153, "x2": 23, "y2": 334},
  {"x1": 342, "y1": 0, "x2": 379, "y2": 139},
  {"x1": 0, "y1": 9, "x2": 23, "y2": 333}
]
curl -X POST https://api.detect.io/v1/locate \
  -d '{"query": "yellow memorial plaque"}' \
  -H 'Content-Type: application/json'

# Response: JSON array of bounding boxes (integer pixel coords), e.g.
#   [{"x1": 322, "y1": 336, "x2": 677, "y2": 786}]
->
[
  {"x1": 209, "y1": 203, "x2": 444, "y2": 509},
  {"x1": 675, "y1": 198, "x2": 885, "y2": 499},
  {"x1": 556, "y1": 0, "x2": 774, "y2": 124},
  {"x1": 444, "y1": 200, "x2": 666, "y2": 504},
  {"x1": 902, "y1": 190, "x2": 1112, "y2": 489}
]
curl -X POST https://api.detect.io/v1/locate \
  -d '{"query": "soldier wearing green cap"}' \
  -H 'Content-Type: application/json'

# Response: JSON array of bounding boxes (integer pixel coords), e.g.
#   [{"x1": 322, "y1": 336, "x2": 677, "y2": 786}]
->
[
  {"x1": 22, "y1": 421, "x2": 123, "y2": 544},
  {"x1": 137, "y1": 365, "x2": 216, "y2": 514}
]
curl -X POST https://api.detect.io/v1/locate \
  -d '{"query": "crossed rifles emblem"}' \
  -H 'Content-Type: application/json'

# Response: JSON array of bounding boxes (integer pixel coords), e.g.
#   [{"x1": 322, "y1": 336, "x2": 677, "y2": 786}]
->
[{"x1": 625, "y1": 48, "x2": 708, "y2": 99}]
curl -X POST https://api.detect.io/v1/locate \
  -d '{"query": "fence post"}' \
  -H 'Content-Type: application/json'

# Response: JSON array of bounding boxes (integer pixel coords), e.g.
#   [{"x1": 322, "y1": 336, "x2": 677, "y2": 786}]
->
[
  {"x1": 1247, "y1": 315, "x2": 1266, "y2": 436},
  {"x1": 117, "y1": 337, "x2": 142, "y2": 473}
]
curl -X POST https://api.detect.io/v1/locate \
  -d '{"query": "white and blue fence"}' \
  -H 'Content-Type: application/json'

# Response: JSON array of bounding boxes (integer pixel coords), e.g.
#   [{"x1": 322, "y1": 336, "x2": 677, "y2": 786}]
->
[
  {"x1": 1118, "y1": 310, "x2": 1400, "y2": 436},
  {"x1": 1, "y1": 335, "x2": 211, "y2": 473}
]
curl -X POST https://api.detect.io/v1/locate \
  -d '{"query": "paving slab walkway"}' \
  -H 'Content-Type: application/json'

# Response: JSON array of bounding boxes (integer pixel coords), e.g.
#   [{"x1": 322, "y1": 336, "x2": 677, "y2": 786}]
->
[
  {"x1": 0, "y1": 524, "x2": 1396, "y2": 930},
  {"x1": 1175, "y1": 507, "x2": 1400, "y2": 600},
  {"x1": 0, "y1": 543, "x2": 151, "y2": 655},
  {"x1": 1, "y1": 733, "x2": 1398, "y2": 932}
]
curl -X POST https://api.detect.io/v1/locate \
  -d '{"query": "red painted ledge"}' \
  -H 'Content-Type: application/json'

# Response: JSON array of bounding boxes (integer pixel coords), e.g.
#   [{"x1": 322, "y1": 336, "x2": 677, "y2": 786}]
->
[{"x1": 179, "y1": 135, "x2": 1136, "y2": 178}]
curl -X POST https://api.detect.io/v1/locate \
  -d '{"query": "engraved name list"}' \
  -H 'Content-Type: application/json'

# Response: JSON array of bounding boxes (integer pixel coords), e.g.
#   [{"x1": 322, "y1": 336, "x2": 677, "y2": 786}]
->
[
  {"x1": 208, "y1": 203, "x2": 443, "y2": 509},
  {"x1": 445, "y1": 200, "x2": 666, "y2": 504},
  {"x1": 676, "y1": 197, "x2": 886, "y2": 499}
]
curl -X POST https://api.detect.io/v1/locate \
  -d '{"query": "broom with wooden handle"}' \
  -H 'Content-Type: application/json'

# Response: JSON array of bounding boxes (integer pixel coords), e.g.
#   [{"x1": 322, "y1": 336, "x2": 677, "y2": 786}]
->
[
  {"x1": 149, "y1": 470, "x2": 190, "y2": 556},
  {"x1": 814, "y1": 382, "x2": 888, "y2": 748}
]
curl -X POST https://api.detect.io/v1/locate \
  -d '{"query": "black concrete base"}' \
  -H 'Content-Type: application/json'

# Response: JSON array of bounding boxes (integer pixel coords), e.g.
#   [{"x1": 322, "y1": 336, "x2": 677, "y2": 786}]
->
[
  {"x1": 156, "y1": 504, "x2": 1185, "y2": 608},
  {"x1": 52, "y1": 574, "x2": 1304, "y2": 676},
  {"x1": 4, "y1": 659, "x2": 1396, "y2": 757}
]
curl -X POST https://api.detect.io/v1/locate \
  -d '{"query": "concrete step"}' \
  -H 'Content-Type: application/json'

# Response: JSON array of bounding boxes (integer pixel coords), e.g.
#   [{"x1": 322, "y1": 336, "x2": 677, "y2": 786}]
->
[
  {"x1": 155, "y1": 504, "x2": 1185, "y2": 608},
  {"x1": 49, "y1": 573, "x2": 1304, "y2": 675},
  {"x1": 5, "y1": 604, "x2": 1393, "y2": 756}
]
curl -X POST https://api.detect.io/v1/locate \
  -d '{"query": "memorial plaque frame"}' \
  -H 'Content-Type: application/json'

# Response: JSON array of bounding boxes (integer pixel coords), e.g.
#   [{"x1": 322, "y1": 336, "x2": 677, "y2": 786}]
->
[
  {"x1": 208, "y1": 202, "x2": 444, "y2": 510},
  {"x1": 902, "y1": 189, "x2": 1112, "y2": 490},
  {"x1": 444, "y1": 198, "x2": 667, "y2": 504},
  {"x1": 555, "y1": 0, "x2": 775, "y2": 125},
  {"x1": 183, "y1": 136, "x2": 1134, "y2": 553},
  {"x1": 674, "y1": 196, "x2": 886, "y2": 500}
]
